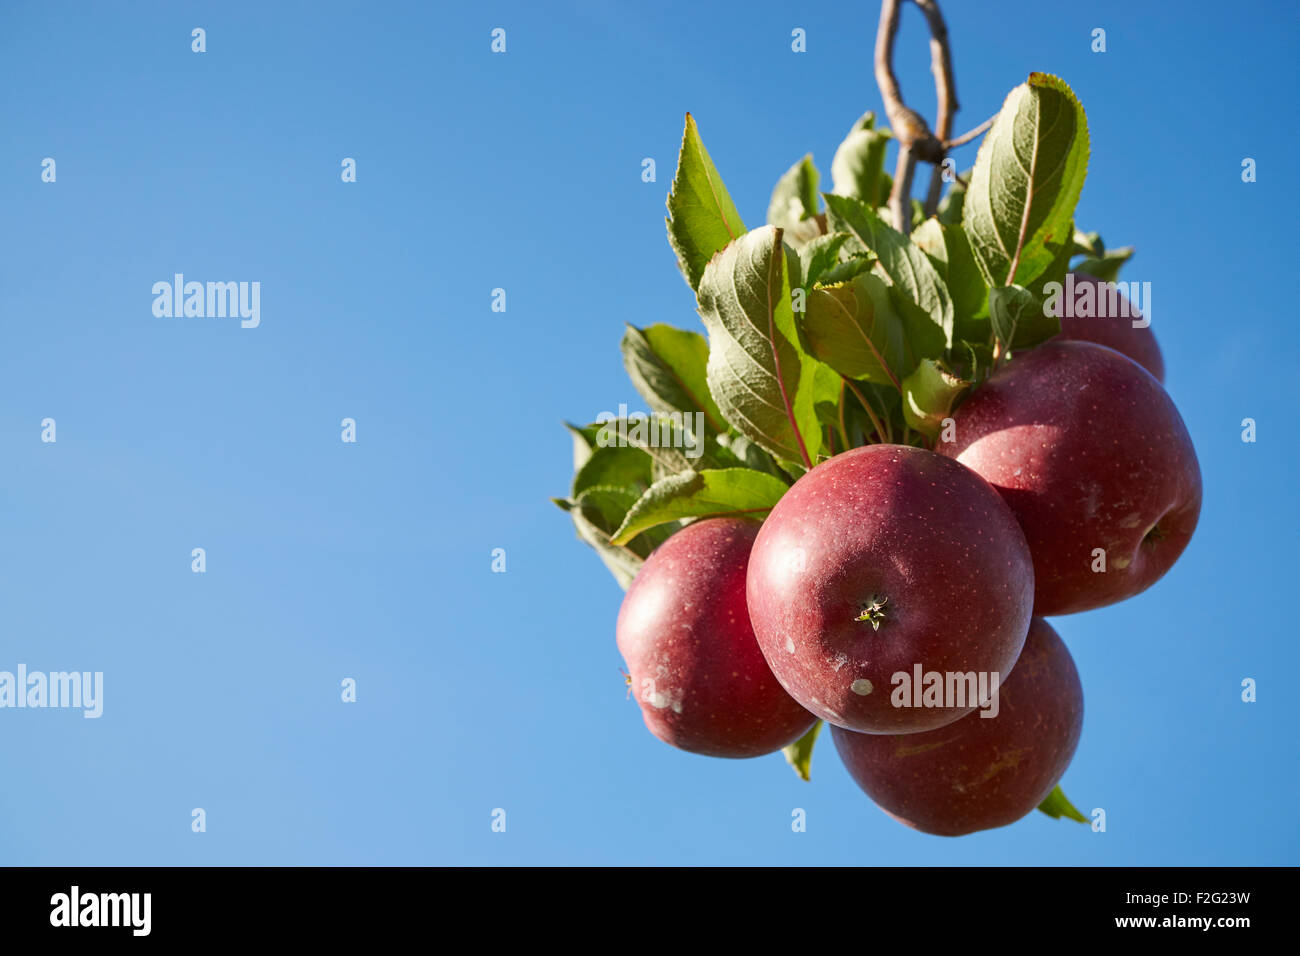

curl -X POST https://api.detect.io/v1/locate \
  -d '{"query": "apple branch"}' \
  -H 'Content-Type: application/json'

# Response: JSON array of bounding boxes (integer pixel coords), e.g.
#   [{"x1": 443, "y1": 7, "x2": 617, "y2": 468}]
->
[
  {"x1": 874, "y1": 0, "x2": 966, "y2": 230},
  {"x1": 914, "y1": 0, "x2": 959, "y2": 219}
]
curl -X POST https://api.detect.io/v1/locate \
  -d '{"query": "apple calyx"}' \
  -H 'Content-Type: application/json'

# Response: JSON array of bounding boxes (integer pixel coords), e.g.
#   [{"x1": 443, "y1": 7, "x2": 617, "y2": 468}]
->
[{"x1": 855, "y1": 596, "x2": 889, "y2": 631}]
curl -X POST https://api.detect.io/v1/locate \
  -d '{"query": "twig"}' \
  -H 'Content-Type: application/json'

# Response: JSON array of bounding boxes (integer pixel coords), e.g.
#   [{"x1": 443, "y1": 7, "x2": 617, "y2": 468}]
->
[
  {"x1": 926, "y1": 114, "x2": 994, "y2": 213},
  {"x1": 875, "y1": 0, "x2": 929, "y2": 233},
  {"x1": 913, "y1": 0, "x2": 958, "y2": 144},
  {"x1": 945, "y1": 113, "x2": 997, "y2": 149},
  {"x1": 874, "y1": 0, "x2": 969, "y2": 227},
  {"x1": 912, "y1": 0, "x2": 958, "y2": 218},
  {"x1": 891, "y1": 144, "x2": 918, "y2": 234},
  {"x1": 923, "y1": 157, "x2": 945, "y2": 219}
]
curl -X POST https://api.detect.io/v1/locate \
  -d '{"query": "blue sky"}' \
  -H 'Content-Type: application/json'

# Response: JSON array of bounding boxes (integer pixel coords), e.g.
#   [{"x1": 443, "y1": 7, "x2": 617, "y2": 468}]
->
[{"x1": 1, "y1": 0, "x2": 1296, "y2": 865}]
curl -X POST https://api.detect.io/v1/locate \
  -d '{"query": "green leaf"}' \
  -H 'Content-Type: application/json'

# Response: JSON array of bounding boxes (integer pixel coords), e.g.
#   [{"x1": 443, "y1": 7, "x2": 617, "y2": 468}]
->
[
  {"x1": 621, "y1": 324, "x2": 725, "y2": 432},
  {"x1": 936, "y1": 170, "x2": 970, "y2": 226},
  {"x1": 799, "y1": 272, "x2": 908, "y2": 387},
  {"x1": 887, "y1": 284, "x2": 948, "y2": 363},
  {"x1": 797, "y1": 232, "x2": 850, "y2": 289},
  {"x1": 824, "y1": 193, "x2": 954, "y2": 351},
  {"x1": 1037, "y1": 784, "x2": 1089, "y2": 823},
  {"x1": 901, "y1": 359, "x2": 969, "y2": 439},
  {"x1": 875, "y1": 169, "x2": 893, "y2": 209},
  {"x1": 559, "y1": 485, "x2": 675, "y2": 590},
  {"x1": 850, "y1": 380, "x2": 902, "y2": 444},
  {"x1": 564, "y1": 421, "x2": 601, "y2": 473},
  {"x1": 696, "y1": 225, "x2": 824, "y2": 466},
  {"x1": 572, "y1": 441, "x2": 653, "y2": 497},
  {"x1": 911, "y1": 219, "x2": 989, "y2": 340},
  {"x1": 666, "y1": 114, "x2": 747, "y2": 291},
  {"x1": 841, "y1": 386, "x2": 877, "y2": 445},
  {"x1": 988, "y1": 283, "x2": 1059, "y2": 351},
  {"x1": 717, "y1": 432, "x2": 789, "y2": 480},
  {"x1": 768, "y1": 154, "x2": 821, "y2": 231},
  {"x1": 783, "y1": 721, "x2": 822, "y2": 782},
  {"x1": 963, "y1": 73, "x2": 1090, "y2": 288},
  {"x1": 809, "y1": 360, "x2": 846, "y2": 461},
  {"x1": 1073, "y1": 229, "x2": 1104, "y2": 257},
  {"x1": 831, "y1": 112, "x2": 891, "y2": 206},
  {"x1": 909, "y1": 198, "x2": 926, "y2": 230},
  {"x1": 589, "y1": 415, "x2": 738, "y2": 477},
  {"x1": 952, "y1": 339, "x2": 993, "y2": 383},
  {"x1": 1074, "y1": 246, "x2": 1134, "y2": 283},
  {"x1": 610, "y1": 468, "x2": 789, "y2": 545},
  {"x1": 577, "y1": 487, "x2": 662, "y2": 555},
  {"x1": 817, "y1": 252, "x2": 878, "y2": 287},
  {"x1": 1019, "y1": 225, "x2": 1076, "y2": 301}
]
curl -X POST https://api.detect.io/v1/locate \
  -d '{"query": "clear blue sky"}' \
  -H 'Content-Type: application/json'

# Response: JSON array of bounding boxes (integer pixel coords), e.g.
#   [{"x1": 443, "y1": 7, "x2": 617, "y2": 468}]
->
[{"x1": 1, "y1": 0, "x2": 1295, "y2": 865}]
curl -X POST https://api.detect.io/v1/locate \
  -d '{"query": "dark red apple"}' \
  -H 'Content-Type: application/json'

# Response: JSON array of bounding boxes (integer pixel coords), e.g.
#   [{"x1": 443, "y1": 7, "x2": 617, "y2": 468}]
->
[
  {"x1": 746, "y1": 445, "x2": 1034, "y2": 734},
  {"x1": 939, "y1": 339, "x2": 1201, "y2": 616},
  {"x1": 1051, "y1": 272, "x2": 1164, "y2": 382},
  {"x1": 832, "y1": 617, "x2": 1083, "y2": 836},
  {"x1": 616, "y1": 517, "x2": 816, "y2": 757}
]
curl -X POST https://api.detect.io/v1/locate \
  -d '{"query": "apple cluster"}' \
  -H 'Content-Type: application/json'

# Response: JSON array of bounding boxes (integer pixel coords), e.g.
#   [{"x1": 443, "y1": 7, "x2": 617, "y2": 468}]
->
[
  {"x1": 615, "y1": 298, "x2": 1198, "y2": 834},
  {"x1": 557, "y1": 78, "x2": 1201, "y2": 836}
]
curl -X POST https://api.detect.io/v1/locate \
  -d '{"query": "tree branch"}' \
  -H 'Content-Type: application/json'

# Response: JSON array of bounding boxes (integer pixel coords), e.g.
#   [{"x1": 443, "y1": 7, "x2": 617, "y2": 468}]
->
[
  {"x1": 875, "y1": 0, "x2": 929, "y2": 233},
  {"x1": 914, "y1": 0, "x2": 957, "y2": 218},
  {"x1": 874, "y1": 0, "x2": 966, "y2": 228},
  {"x1": 891, "y1": 144, "x2": 918, "y2": 234}
]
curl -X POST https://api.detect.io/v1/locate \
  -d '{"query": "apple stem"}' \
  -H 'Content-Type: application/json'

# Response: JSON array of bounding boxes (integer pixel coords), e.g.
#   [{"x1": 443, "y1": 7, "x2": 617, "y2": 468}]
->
[{"x1": 842, "y1": 376, "x2": 890, "y2": 445}]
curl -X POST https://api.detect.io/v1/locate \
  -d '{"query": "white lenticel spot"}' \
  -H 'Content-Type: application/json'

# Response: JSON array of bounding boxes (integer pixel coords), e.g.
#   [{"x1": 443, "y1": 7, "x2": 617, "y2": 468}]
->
[
  {"x1": 850, "y1": 679, "x2": 873, "y2": 696},
  {"x1": 785, "y1": 638, "x2": 796, "y2": 654}
]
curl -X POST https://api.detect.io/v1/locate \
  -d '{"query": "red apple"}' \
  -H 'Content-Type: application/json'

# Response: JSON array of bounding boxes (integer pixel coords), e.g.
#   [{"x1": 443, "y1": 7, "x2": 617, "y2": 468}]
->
[
  {"x1": 1052, "y1": 272, "x2": 1164, "y2": 382},
  {"x1": 746, "y1": 445, "x2": 1034, "y2": 734},
  {"x1": 939, "y1": 340, "x2": 1201, "y2": 616},
  {"x1": 616, "y1": 517, "x2": 816, "y2": 757},
  {"x1": 832, "y1": 617, "x2": 1083, "y2": 836}
]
